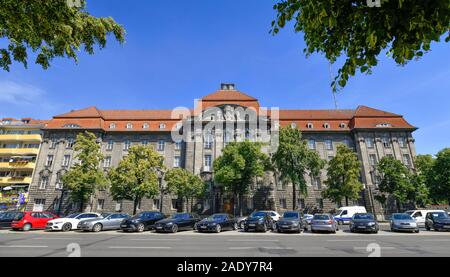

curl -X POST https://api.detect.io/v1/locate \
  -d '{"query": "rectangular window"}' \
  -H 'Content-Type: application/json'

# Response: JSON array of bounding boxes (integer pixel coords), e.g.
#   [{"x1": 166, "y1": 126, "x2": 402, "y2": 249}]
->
[
  {"x1": 104, "y1": 156, "x2": 112, "y2": 168},
  {"x1": 204, "y1": 155, "x2": 212, "y2": 168},
  {"x1": 316, "y1": 198, "x2": 324, "y2": 209},
  {"x1": 312, "y1": 176, "x2": 322, "y2": 190},
  {"x1": 62, "y1": 155, "x2": 71, "y2": 167},
  {"x1": 308, "y1": 139, "x2": 316, "y2": 150},
  {"x1": 142, "y1": 140, "x2": 149, "y2": 146},
  {"x1": 171, "y1": 199, "x2": 179, "y2": 210},
  {"x1": 153, "y1": 199, "x2": 160, "y2": 210},
  {"x1": 327, "y1": 155, "x2": 334, "y2": 162},
  {"x1": 366, "y1": 138, "x2": 374, "y2": 148},
  {"x1": 55, "y1": 177, "x2": 63, "y2": 190},
  {"x1": 123, "y1": 140, "x2": 131, "y2": 151},
  {"x1": 298, "y1": 199, "x2": 305, "y2": 209},
  {"x1": 39, "y1": 176, "x2": 48, "y2": 190},
  {"x1": 175, "y1": 141, "x2": 182, "y2": 150},
  {"x1": 382, "y1": 137, "x2": 391, "y2": 148},
  {"x1": 97, "y1": 199, "x2": 105, "y2": 210},
  {"x1": 173, "y1": 156, "x2": 181, "y2": 168},
  {"x1": 49, "y1": 138, "x2": 57, "y2": 149},
  {"x1": 369, "y1": 154, "x2": 377, "y2": 166},
  {"x1": 157, "y1": 140, "x2": 165, "y2": 151},
  {"x1": 33, "y1": 199, "x2": 46, "y2": 212},
  {"x1": 204, "y1": 134, "x2": 213, "y2": 149},
  {"x1": 325, "y1": 139, "x2": 333, "y2": 151},
  {"x1": 46, "y1": 155, "x2": 54, "y2": 167},
  {"x1": 279, "y1": 198, "x2": 287, "y2": 209},
  {"x1": 67, "y1": 138, "x2": 75, "y2": 149},
  {"x1": 398, "y1": 137, "x2": 407, "y2": 148},
  {"x1": 106, "y1": 140, "x2": 114, "y2": 151},
  {"x1": 402, "y1": 154, "x2": 411, "y2": 167}
]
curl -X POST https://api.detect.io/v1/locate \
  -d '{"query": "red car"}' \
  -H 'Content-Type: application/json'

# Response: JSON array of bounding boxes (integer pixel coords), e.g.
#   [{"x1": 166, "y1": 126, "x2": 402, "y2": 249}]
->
[{"x1": 11, "y1": 212, "x2": 59, "y2": 231}]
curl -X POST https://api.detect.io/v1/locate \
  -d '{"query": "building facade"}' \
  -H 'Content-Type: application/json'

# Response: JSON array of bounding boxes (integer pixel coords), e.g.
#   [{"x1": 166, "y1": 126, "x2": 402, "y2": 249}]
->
[
  {"x1": 0, "y1": 118, "x2": 46, "y2": 211},
  {"x1": 26, "y1": 84, "x2": 417, "y2": 218}
]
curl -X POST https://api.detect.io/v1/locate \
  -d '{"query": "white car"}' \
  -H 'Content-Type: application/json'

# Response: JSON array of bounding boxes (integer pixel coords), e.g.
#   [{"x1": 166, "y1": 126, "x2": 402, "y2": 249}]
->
[{"x1": 46, "y1": 212, "x2": 101, "y2": 232}]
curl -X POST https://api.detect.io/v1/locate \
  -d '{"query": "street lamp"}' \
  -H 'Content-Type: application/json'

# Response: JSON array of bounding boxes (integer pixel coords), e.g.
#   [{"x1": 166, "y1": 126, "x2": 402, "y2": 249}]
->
[{"x1": 156, "y1": 168, "x2": 165, "y2": 213}]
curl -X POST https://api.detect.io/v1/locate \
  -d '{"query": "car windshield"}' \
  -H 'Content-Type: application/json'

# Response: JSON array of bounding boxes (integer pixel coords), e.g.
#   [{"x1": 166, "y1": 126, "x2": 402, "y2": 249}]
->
[
  {"x1": 313, "y1": 215, "x2": 330, "y2": 220},
  {"x1": 334, "y1": 209, "x2": 343, "y2": 216},
  {"x1": 101, "y1": 213, "x2": 112, "y2": 218},
  {"x1": 67, "y1": 213, "x2": 81, "y2": 218},
  {"x1": 354, "y1": 214, "x2": 374, "y2": 220},
  {"x1": 405, "y1": 211, "x2": 414, "y2": 215},
  {"x1": 250, "y1": 212, "x2": 266, "y2": 218},
  {"x1": 431, "y1": 212, "x2": 448, "y2": 219},
  {"x1": 172, "y1": 213, "x2": 190, "y2": 219},
  {"x1": 283, "y1": 212, "x2": 299, "y2": 219},
  {"x1": 208, "y1": 214, "x2": 227, "y2": 221},
  {"x1": 393, "y1": 214, "x2": 412, "y2": 220}
]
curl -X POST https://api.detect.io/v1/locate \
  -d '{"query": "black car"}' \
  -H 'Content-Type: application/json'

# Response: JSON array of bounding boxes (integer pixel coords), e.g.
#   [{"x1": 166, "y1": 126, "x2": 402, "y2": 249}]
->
[
  {"x1": 275, "y1": 211, "x2": 308, "y2": 233},
  {"x1": 349, "y1": 213, "x2": 379, "y2": 233},
  {"x1": 0, "y1": 211, "x2": 22, "y2": 229},
  {"x1": 196, "y1": 213, "x2": 238, "y2": 233},
  {"x1": 243, "y1": 211, "x2": 274, "y2": 232},
  {"x1": 154, "y1": 213, "x2": 201, "y2": 233},
  {"x1": 425, "y1": 211, "x2": 450, "y2": 231},
  {"x1": 120, "y1": 211, "x2": 165, "y2": 232}
]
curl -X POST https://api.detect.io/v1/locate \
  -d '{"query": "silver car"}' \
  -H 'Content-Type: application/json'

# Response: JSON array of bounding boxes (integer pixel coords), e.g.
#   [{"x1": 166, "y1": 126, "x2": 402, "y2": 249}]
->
[
  {"x1": 390, "y1": 213, "x2": 419, "y2": 233},
  {"x1": 310, "y1": 214, "x2": 339, "y2": 233},
  {"x1": 78, "y1": 213, "x2": 130, "y2": 232}
]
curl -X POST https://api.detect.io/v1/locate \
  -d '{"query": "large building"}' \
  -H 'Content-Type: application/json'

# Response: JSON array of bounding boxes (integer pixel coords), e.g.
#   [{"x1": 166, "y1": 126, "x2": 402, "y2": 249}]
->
[
  {"x1": 0, "y1": 118, "x2": 46, "y2": 211},
  {"x1": 26, "y1": 84, "x2": 417, "y2": 218}
]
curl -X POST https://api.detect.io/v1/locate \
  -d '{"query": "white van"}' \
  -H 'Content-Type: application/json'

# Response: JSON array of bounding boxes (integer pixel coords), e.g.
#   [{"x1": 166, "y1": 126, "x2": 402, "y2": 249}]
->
[
  {"x1": 405, "y1": 209, "x2": 446, "y2": 227},
  {"x1": 334, "y1": 206, "x2": 367, "y2": 224}
]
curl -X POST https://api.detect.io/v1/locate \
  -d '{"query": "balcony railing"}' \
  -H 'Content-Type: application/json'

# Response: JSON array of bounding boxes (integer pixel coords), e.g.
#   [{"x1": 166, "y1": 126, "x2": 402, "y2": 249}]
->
[
  {"x1": 0, "y1": 162, "x2": 36, "y2": 170},
  {"x1": 0, "y1": 177, "x2": 33, "y2": 184},
  {"x1": 0, "y1": 148, "x2": 40, "y2": 155},
  {"x1": 0, "y1": 134, "x2": 42, "y2": 142}
]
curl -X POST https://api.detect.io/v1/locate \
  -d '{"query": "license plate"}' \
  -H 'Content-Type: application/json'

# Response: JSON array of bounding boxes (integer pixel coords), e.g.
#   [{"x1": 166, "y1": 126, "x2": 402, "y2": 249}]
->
[
  {"x1": 249, "y1": 224, "x2": 255, "y2": 227},
  {"x1": 282, "y1": 225, "x2": 289, "y2": 228},
  {"x1": 121, "y1": 225, "x2": 127, "y2": 227},
  {"x1": 357, "y1": 226, "x2": 366, "y2": 229},
  {"x1": 201, "y1": 226, "x2": 207, "y2": 229},
  {"x1": 444, "y1": 226, "x2": 450, "y2": 229},
  {"x1": 156, "y1": 227, "x2": 162, "y2": 229}
]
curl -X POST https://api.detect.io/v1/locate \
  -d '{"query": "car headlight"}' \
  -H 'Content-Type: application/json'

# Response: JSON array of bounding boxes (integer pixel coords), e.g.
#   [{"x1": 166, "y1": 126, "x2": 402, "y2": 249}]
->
[
  {"x1": 166, "y1": 222, "x2": 173, "y2": 225},
  {"x1": 367, "y1": 222, "x2": 376, "y2": 226},
  {"x1": 292, "y1": 222, "x2": 299, "y2": 226},
  {"x1": 53, "y1": 222, "x2": 62, "y2": 225}
]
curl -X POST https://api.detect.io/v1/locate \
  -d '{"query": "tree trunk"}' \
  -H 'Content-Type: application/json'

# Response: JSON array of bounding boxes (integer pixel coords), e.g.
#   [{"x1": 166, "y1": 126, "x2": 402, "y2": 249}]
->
[
  {"x1": 79, "y1": 199, "x2": 84, "y2": 212},
  {"x1": 396, "y1": 199, "x2": 401, "y2": 213},
  {"x1": 345, "y1": 197, "x2": 349, "y2": 206},
  {"x1": 292, "y1": 183, "x2": 297, "y2": 210},
  {"x1": 239, "y1": 194, "x2": 243, "y2": 217},
  {"x1": 191, "y1": 197, "x2": 194, "y2": 213},
  {"x1": 133, "y1": 197, "x2": 140, "y2": 215}
]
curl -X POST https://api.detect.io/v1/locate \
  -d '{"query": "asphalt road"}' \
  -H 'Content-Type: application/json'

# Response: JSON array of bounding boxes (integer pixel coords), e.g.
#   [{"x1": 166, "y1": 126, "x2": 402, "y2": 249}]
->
[{"x1": 1, "y1": 225, "x2": 450, "y2": 257}]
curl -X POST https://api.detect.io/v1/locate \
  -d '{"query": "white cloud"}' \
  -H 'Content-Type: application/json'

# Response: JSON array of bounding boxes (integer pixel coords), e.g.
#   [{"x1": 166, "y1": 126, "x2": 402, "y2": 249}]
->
[{"x1": 0, "y1": 81, "x2": 46, "y2": 106}]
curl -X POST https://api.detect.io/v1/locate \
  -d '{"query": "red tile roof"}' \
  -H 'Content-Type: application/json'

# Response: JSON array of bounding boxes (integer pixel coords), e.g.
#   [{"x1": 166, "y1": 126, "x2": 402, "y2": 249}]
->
[{"x1": 202, "y1": 89, "x2": 258, "y2": 101}]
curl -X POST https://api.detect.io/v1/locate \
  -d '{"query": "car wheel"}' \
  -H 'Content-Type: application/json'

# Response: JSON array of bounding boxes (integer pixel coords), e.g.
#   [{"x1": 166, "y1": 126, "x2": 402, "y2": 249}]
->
[
  {"x1": 215, "y1": 225, "x2": 221, "y2": 233},
  {"x1": 232, "y1": 223, "x2": 238, "y2": 231},
  {"x1": 137, "y1": 223, "x2": 145, "y2": 233},
  {"x1": 171, "y1": 224, "x2": 179, "y2": 233},
  {"x1": 244, "y1": 227, "x2": 248, "y2": 232},
  {"x1": 239, "y1": 221, "x2": 245, "y2": 229},
  {"x1": 262, "y1": 224, "x2": 267, "y2": 232},
  {"x1": 297, "y1": 227, "x2": 302, "y2": 234},
  {"x1": 415, "y1": 229, "x2": 420, "y2": 233},
  {"x1": 62, "y1": 223, "x2": 72, "y2": 232},
  {"x1": 425, "y1": 225, "x2": 431, "y2": 231},
  {"x1": 93, "y1": 223, "x2": 102, "y2": 233},
  {"x1": 23, "y1": 223, "x2": 32, "y2": 232}
]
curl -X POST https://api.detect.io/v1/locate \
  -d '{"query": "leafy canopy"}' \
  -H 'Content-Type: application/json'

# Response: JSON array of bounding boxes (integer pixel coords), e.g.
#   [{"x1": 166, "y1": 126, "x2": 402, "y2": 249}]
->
[
  {"x1": 322, "y1": 145, "x2": 363, "y2": 205},
  {"x1": 0, "y1": 0, "x2": 125, "y2": 71},
  {"x1": 427, "y1": 148, "x2": 450, "y2": 205},
  {"x1": 165, "y1": 168, "x2": 204, "y2": 201},
  {"x1": 61, "y1": 131, "x2": 107, "y2": 205},
  {"x1": 271, "y1": 0, "x2": 450, "y2": 91}
]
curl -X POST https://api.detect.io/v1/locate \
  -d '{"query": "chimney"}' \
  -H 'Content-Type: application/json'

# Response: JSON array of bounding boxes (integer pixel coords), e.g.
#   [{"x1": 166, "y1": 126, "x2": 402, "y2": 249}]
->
[{"x1": 220, "y1": 83, "x2": 236, "y2": 91}]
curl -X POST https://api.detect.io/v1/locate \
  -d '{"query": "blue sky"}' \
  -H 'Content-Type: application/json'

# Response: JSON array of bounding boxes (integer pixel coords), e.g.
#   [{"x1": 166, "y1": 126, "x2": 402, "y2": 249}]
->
[{"x1": 0, "y1": 0, "x2": 449, "y2": 155}]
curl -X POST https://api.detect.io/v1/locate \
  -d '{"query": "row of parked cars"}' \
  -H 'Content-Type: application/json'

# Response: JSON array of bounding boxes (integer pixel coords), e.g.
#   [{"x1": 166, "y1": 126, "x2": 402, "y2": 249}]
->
[{"x1": 1, "y1": 208, "x2": 450, "y2": 234}]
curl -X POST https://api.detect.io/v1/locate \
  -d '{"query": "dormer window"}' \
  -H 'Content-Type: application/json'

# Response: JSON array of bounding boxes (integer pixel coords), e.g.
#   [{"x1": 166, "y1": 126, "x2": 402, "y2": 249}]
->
[
  {"x1": 339, "y1": 123, "x2": 346, "y2": 129},
  {"x1": 126, "y1": 123, "x2": 133, "y2": 129},
  {"x1": 159, "y1": 123, "x2": 166, "y2": 129},
  {"x1": 63, "y1": 124, "x2": 81, "y2": 129},
  {"x1": 307, "y1": 123, "x2": 314, "y2": 129},
  {"x1": 175, "y1": 122, "x2": 182, "y2": 129},
  {"x1": 376, "y1": 123, "x2": 392, "y2": 128},
  {"x1": 143, "y1": 123, "x2": 149, "y2": 129},
  {"x1": 323, "y1": 123, "x2": 330, "y2": 129},
  {"x1": 109, "y1": 123, "x2": 116, "y2": 129}
]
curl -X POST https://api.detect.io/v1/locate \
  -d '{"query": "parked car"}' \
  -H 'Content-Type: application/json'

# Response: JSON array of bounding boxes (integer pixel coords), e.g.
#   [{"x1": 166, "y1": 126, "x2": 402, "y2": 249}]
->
[
  {"x1": 310, "y1": 214, "x2": 339, "y2": 233},
  {"x1": 390, "y1": 213, "x2": 419, "y2": 233},
  {"x1": 237, "y1": 210, "x2": 280, "y2": 229},
  {"x1": 243, "y1": 211, "x2": 275, "y2": 232},
  {"x1": 334, "y1": 206, "x2": 367, "y2": 225},
  {"x1": 78, "y1": 213, "x2": 130, "y2": 232},
  {"x1": 11, "y1": 212, "x2": 58, "y2": 231},
  {"x1": 405, "y1": 209, "x2": 446, "y2": 227},
  {"x1": 425, "y1": 211, "x2": 450, "y2": 231},
  {"x1": 349, "y1": 213, "x2": 379, "y2": 234},
  {"x1": 196, "y1": 213, "x2": 238, "y2": 233},
  {"x1": 275, "y1": 211, "x2": 308, "y2": 233},
  {"x1": 120, "y1": 211, "x2": 165, "y2": 232},
  {"x1": 154, "y1": 213, "x2": 200, "y2": 233},
  {"x1": 46, "y1": 213, "x2": 101, "y2": 232},
  {"x1": 0, "y1": 211, "x2": 25, "y2": 229}
]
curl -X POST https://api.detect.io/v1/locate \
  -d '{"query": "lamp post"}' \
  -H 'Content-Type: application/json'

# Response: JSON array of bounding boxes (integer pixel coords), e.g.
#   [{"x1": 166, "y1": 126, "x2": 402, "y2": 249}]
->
[{"x1": 157, "y1": 168, "x2": 165, "y2": 213}]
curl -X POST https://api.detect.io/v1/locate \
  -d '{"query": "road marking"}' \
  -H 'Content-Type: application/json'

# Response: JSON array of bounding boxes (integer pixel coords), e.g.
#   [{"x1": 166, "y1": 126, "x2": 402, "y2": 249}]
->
[
  {"x1": 227, "y1": 239, "x2": 279, "y2": 242},
  {"x1": 327, "y1": 239, "x2": 378, "y2": 242},
  {"x1": 109, "y1": 246, "x2": 172, "y2": 249},
  {"x1": 0, "y1": 245, "x2": 48, "y2": 248},
  {"x1": 424, "y1": 239, "x2": 450, "y2": 242},
  {"x1": 229, "y1": 247, "x2": 256, "y2": 250},
  {"x1": 33, "y1": 237, "x2": 80, "y2": 240},
  {"x1": 229, "y1": 246, "x2": 293, "y2": 250},
  {"x1": 130, "y1": 239, "x2": 181, "y2": 241},
  {"x1": 353, "y1": 247, "x2": 396, "y2": 250}
]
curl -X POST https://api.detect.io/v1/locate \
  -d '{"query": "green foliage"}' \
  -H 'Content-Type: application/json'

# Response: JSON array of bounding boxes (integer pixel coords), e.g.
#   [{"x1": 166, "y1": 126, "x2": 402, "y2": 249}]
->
[
  {"x1": 272, "y1": 126, "x2": 325, "y2": 209},
  {"x1": 427, "y1": 148, "x2": 450, "y2": 205},
  {"x1": 322, "y1": 145, "x2": 363, "y2": 206},
  {"x1": 165, "y1": 168, "x2": 204, "y2": 211},
  {"x1": 271, "y1": 0, "x2": 450, "y2": 91},
  {"x1": 61, "y1": 131, "x2": 107, "y2": 211},
  {"x1": 108, "y1": 145, "x2": 164, "y2": 214},
  {"x1": 214, "y1": 141, "x2": 269, "y2": 215},
  {"x1": 0, "y1": 0, "x2": 125, "y2": 71}
]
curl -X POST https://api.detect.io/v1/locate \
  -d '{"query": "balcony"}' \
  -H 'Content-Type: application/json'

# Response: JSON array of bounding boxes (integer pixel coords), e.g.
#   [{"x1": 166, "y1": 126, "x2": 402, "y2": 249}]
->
[
  {"x1": 0, "y1": 162, "x2": 36, "y2": 170},
  {"x1": 0, "y1": 177, "x2": 33, "y2": 185},
  {"x1": 0, "y1": 134, "x2": 42, "y2": 142},
  {"x1": 0, "y1": 148, "x2": 40, "y2": 155}
]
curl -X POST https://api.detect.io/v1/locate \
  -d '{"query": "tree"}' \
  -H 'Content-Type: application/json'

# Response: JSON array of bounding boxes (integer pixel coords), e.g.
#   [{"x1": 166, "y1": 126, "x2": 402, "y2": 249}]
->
[
  {"x1": 322, "y1": 145, "x2": 363, "y2": 206},
  {"x1": 411, "y1": 154, "x2": 435, "y2": 206},
  {"x1": 428, "y1": 148, "x2": 450, "y2": 206},
  {"x1": 165, "y1": 168, "x2": 204, "y2": 212},
  {"x1": 109, "y1": 145, "x2": 164, "y2": 215},
  {"x1": 0, "y1": 0, "x2": 125, "y2": 71},
  {"x1": 271, "y1": 0, "x2": 450, "y2": 91},
  {"x1": 61, "y1": 131, "x2": 107, "y2": 212},
  {"x1": 272, "y1": 126, "x2": 325, "y2": 210},
  {"x1": 214, "y1": 141, "x2": 270, "y2": 216}
]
